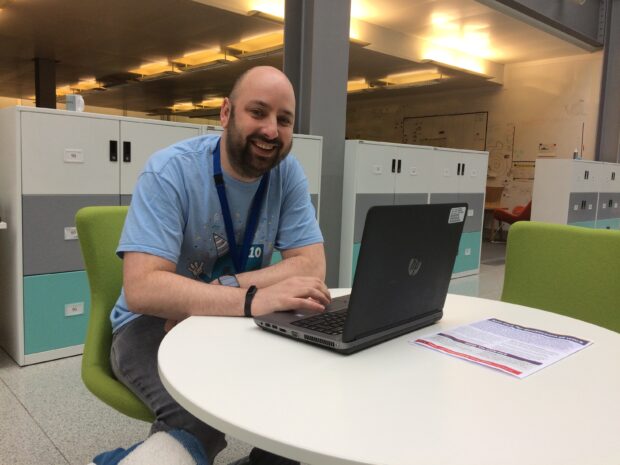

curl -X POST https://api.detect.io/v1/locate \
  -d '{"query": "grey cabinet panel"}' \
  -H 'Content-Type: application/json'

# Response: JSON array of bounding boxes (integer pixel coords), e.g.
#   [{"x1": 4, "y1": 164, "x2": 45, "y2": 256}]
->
[
  {"x1": 430, "y1": 193, "x2": 483, "y2": 233},
  {"x1": 354, "y1": 194, "x2": 395, "y2": 242},
  {"x1": 394, "y1": 193, "x2": 428, "y2": 206},
  {"x1": 567, "y1": 192, "x2": 598, "y2": 223},
  {"x1": 597, "y1": 193, "x2": 620, "y2": 220},
  {"x1": 429, "y1": 193, "x2": 460, "y2": 204},
  {"x1": 22, "y1": 195, "x2": 120, "y2": 275},
  {"x1": 121, "y1": 195, "x2": 132, "y2": 206},
  {"x1": 459, "y1": 193, "x2": 484, "y2": 233},
  {"x1": 310, "y1": 194, "x2": 319, "y2": 217},
  {"x1": 611, "y1": 193, "x2": 620, "y2": 219}
]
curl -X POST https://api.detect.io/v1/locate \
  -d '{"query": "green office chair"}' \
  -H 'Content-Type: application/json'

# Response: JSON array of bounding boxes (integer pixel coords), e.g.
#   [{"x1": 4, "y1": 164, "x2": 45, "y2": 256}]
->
[
  {"x1": 501, "y1": 221, "x2": 620, "y2": 333},
  {"x1": 76, "y1": 206, "x2": 154, "y2": 422}
]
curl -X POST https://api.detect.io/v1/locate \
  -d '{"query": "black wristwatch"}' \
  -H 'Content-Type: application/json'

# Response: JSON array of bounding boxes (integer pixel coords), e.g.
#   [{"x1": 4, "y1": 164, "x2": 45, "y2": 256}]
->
[
  {"x1": 218, "y1": 274, "x2": 240, "y2": 287},
  {"x1": 245, "y1": 285, "x2": 258, "y2": 317}
]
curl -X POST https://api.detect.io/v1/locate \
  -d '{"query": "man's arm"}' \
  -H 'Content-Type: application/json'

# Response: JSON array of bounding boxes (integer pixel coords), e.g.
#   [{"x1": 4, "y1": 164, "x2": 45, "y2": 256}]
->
[
  {"x1": 123, "y1": 250, "x2": 330, "y2": 321},
  {"x1": 234, "y1": 243, "x2": 326, "y2": 288}
]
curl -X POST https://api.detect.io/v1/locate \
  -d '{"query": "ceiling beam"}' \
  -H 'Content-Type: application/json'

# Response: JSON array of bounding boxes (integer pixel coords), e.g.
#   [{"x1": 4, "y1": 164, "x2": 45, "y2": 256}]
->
[{"x1": 476, "y1": 0, "x2": 605, "y2": 50}]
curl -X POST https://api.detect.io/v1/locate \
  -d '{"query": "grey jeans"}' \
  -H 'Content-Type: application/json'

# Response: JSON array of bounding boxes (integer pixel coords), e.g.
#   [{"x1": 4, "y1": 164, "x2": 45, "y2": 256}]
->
[{"x1": 111, "y1": 314, "x2": 298, "y2": 465}]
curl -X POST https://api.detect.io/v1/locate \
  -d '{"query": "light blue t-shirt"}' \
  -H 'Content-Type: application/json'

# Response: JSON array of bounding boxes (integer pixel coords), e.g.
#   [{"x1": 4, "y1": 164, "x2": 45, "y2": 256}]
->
[{"x1": 111, "y1": 134, "x2": 323, "y2": 331}]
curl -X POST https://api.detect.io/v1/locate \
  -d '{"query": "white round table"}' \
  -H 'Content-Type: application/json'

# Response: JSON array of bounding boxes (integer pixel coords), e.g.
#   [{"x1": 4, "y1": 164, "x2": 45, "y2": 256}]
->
[{"x1": 158, "y1": 292, "x2": 620, "y2": 465}]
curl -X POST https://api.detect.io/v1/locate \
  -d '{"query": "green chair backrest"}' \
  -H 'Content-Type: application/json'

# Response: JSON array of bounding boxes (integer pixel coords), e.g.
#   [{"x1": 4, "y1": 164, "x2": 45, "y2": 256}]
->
[
  {"x1": 76, "y1": 206, "x2": 154, "y2": 422},
  {"x1": 501, "y1": 221, "x2": 620, "y2": 333}
]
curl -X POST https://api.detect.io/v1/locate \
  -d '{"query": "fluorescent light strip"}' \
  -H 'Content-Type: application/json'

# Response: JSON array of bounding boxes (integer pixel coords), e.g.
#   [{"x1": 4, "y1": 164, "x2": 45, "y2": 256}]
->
[
  {"x1": 173, "y1": 49, "x2": 238, "y2": 68},
  {"x1": 378, "y1": 70, "x2": 443, "y2": 86},
  {"x1": 227, "y1": 31, "x2": 284, "y2": 55},
  {"x1": 129, "y1": 61, "x2": 180, "y2": 78}
]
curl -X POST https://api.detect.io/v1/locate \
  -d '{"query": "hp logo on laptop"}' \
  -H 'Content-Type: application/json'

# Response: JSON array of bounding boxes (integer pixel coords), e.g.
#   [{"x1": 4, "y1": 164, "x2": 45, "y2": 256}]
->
[{"x1": 408, "y1": 258, "x2": 422, "y2": 277}]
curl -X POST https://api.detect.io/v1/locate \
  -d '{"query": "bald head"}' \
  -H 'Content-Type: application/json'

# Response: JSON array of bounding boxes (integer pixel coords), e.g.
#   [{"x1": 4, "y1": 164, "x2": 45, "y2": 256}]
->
[
  {"x1": 219, "y1": 66, "x2": 296, "y2": 181},
  {"x1": 228, "y1": 66, "x2": 295, "y2": 108}
]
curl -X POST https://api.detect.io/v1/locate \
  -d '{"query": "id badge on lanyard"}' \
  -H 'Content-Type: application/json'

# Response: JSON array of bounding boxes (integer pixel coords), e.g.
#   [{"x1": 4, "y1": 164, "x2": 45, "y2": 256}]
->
[{"x1": 212, "y1": 140, "x2": 269, "y2": 273}]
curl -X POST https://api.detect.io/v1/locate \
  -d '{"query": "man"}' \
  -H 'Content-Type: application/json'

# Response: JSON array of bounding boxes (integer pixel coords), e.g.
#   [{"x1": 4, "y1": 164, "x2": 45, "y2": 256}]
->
[{"x1": 107, "y1": 66, "x2": 330, "y2": 464}]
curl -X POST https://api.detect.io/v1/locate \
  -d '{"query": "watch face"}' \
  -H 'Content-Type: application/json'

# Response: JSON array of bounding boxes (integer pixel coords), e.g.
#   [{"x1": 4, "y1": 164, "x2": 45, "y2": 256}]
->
[{"x1": 219, "y1": 275, "x2": 240, "y2": 287}]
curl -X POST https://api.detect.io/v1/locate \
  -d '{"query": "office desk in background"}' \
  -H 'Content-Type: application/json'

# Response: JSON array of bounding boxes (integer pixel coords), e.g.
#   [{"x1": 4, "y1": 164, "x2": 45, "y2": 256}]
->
[{"x1": 159, "y1": 291, "x2": 620, "y2": 465}]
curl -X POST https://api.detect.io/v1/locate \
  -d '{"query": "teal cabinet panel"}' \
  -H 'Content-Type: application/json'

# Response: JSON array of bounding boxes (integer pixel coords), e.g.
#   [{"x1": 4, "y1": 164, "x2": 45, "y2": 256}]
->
[
  {"x1": 596, "y1": 218, "x2": 620, "y2": 230},
  {"x1": 568, "y1": 221, "x2": 597, "y2": 229},
  {"x1": 453, "y1": 232, "x2": 481, "y2": 274},
  {"x1": 23, "y1": 272, "x2": 90, "y2": 355}
]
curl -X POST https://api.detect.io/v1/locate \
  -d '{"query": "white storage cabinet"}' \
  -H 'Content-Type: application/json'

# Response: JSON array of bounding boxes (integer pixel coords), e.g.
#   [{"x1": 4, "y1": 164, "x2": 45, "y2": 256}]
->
[
  {"x1": 532, "y1": 159, "x2": 620, "y2": 229},
  {"x1": 0, "y1": 106, "x2": 201, "y2": 365},
  {"x1": 339, "y1": 140, "x2": 488, "y2": 287}
]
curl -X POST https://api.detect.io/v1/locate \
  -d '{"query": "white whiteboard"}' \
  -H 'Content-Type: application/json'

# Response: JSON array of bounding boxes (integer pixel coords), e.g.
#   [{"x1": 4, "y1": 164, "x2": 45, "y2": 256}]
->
[{"x1": 402, "y1": 112, "x2": 487, "y2": 151}]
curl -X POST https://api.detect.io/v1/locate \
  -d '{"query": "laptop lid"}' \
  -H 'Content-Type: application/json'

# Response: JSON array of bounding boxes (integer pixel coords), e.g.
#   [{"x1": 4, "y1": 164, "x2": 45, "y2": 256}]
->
[
  {"x1": 254, "y1": 203, "x2": 467, "y2": 353},
  {"x1": 341, "y1": 203, "x2": 467, "y2": 342}
]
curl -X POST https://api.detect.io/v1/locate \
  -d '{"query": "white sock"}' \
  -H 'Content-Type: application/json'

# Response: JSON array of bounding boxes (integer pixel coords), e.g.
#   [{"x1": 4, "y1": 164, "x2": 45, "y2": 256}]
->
[{"x1": 119, "y1": 431, "x2": 197, "y2": 465}]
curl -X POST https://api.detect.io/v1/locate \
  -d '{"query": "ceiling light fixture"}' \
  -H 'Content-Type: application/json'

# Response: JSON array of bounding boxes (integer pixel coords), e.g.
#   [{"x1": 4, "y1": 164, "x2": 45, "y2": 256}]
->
[
  {"x1": 247, "y1": 9, "x2": 284, "y2": 24},
  {"x1": 55, "y1": 85, "x2": 74, "y2": 97},
  {"x1": 129, "y1": 61, "x2": 180, "y2": 80},
  {"x1": 377, "y1": 69, "x2": 445, "y2": 87},
  {"x1": 172, "y1": 49, "x2": 238, "y2": 71},
  {"x1": 347, "y1": 79, "x2": 371, "y2": 93},
  {"x1": 421, "y1": 47, "x2": 489, "y2": 76},
  {"x1": 72, "y1": 78, "x2": 105, "y2": 92},
  {"x1": 227, "y1": 31, "x2": 284, "y2": 58},
  {"x1": 170, "y1": 102, "x2": 196, "y2": 112},
  {"x1": 197, "y1": 97, "x2": 224, "y2": 109}
]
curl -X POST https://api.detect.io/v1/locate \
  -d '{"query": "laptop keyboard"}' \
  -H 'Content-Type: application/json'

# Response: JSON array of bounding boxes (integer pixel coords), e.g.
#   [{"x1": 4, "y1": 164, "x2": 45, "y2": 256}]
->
[{"x1": 291, "y1": 296, "x2": 350, "y2": 335}]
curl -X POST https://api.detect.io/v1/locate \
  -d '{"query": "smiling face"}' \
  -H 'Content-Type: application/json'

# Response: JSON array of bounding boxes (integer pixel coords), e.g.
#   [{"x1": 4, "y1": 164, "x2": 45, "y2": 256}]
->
[{"x1": 220, "y1": 66, "x2": 296, "y2": 181}]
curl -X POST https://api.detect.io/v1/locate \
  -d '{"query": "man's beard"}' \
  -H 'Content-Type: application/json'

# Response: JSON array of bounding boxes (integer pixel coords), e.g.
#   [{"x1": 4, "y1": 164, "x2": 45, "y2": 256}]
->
[{"x1": 225, "y1": 109, "x2": 292, "y2": 179}]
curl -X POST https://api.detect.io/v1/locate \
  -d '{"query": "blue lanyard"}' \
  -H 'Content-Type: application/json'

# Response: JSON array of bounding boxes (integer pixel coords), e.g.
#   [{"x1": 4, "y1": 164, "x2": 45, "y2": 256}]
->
[{"x1": 213, "y1": 140, "x2": 269, "y2": 273}]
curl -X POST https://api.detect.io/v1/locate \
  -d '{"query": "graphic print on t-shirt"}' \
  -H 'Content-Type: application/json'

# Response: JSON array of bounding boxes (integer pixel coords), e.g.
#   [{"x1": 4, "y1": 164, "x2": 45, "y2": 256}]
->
[{"x1": 187, "y1": 232, "x2": 263, "y2": 282}]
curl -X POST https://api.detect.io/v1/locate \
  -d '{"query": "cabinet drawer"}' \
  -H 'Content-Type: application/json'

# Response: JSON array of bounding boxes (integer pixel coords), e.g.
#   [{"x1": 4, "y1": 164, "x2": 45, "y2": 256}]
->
[
  {"x1": 429, "y1": 193, "x2": 483, "y2": 233},
  {"x1": 458, "y1": 193, "x2": 484, "y2": 233},
  {"x1": 566, "y1": 192, "x2": 598, "y2": 223},
  {"x1": 22, "y1": 195, "x2": 119, "y2": 275},
  {"x1": 23, "y1": 272, "x2": 90, "y2": 355},
  {"x1": 453, "y1": 231, "x2": 481, "y2": 275},
  {"x1": 596, "y1": 193, "x2": 620, "y2": 220}
]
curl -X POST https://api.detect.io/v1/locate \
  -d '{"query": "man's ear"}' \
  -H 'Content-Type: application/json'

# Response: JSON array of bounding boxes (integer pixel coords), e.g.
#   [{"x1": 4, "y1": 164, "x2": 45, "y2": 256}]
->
[{"x1": 220, "y1": 98, "x2": 231, "y2": 128}]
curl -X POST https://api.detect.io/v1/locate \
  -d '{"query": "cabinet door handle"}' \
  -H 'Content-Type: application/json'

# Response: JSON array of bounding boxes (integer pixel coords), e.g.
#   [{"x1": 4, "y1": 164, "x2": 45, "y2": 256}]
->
[
  {"x1": 109, "y1": 140, "x2": 118, "y2": 162},
  {"x1": 462, "y1": 163, "x2": 466, "y2": 176},
  {"x1": 457, "y1": 163, "x2": 462, "y2": 176},
  {"x1": 397, "y1": 159, "x2": 402, "y2": 173},
  {"x1": 123, "y1": 141, "x2": 132, "y2": 163},
  {"x1": 391, "y1": 158, "x2": 396, "y2": 173}
]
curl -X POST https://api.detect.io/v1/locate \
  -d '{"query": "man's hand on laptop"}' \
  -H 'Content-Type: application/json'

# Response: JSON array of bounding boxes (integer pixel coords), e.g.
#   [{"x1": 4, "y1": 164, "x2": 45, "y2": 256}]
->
[{"x1": 251, "y1": 276, "x2": 331, "y2": 316}]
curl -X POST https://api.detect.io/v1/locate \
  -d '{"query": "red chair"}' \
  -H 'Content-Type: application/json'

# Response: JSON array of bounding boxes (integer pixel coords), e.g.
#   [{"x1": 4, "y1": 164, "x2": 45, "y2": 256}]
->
[{"x1": 491, "y1": 201, "x2": 531, "y2": 242}]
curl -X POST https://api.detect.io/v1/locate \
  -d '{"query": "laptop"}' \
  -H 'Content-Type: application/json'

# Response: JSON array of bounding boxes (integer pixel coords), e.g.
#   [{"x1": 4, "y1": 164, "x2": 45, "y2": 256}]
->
[{"x1": 254, "y1": 203, "x2": 468, "y2": 354}]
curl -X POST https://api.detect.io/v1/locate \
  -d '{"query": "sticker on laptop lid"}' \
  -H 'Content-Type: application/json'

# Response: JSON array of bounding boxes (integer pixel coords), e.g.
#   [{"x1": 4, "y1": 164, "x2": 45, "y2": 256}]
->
[{"x1": 448, "y1": 207, "x2": 466, "y2": 223}]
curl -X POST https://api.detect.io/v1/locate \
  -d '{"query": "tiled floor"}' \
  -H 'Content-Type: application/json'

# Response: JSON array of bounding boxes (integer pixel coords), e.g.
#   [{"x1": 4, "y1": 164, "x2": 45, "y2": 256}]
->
[{"x1": 0, "y1": 243, "x2": 505, "y2": 465}]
